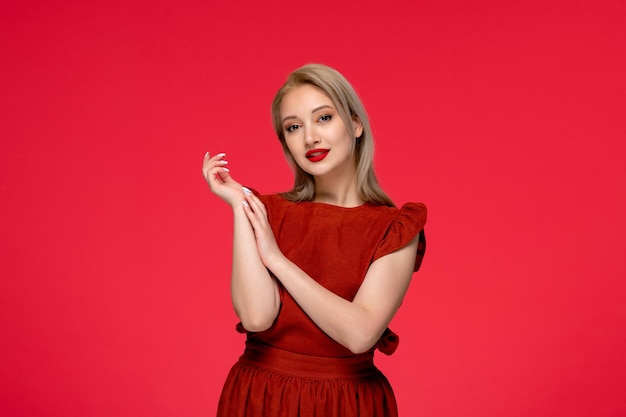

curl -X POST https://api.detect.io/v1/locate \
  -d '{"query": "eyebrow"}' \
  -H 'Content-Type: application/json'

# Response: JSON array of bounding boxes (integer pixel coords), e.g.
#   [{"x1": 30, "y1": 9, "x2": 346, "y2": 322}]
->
[{"x1": 281, "y1": 105, "x2": 334, "y2": 124}]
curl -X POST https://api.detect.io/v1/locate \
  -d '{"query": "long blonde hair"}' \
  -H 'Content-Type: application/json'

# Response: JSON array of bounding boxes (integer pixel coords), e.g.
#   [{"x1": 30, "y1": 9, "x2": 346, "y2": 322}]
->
[{"x1": 271, "y1": 64, "x2": 395, "y2": 207}]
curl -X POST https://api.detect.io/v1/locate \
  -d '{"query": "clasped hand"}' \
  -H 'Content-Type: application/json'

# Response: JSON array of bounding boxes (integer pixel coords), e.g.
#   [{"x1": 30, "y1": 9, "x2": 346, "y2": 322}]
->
[{"x1": 202, "y1": 152, "x2": 283, "y2": 267}]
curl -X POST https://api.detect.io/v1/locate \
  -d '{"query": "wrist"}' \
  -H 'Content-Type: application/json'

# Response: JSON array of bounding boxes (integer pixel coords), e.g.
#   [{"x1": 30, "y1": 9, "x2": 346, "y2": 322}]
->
[
  {"x1": 265, "y1": 251, "x2": 289, "y2": 276},
  {"x1": 230, "y1": 197, "x2": 247, "y2": 213}
]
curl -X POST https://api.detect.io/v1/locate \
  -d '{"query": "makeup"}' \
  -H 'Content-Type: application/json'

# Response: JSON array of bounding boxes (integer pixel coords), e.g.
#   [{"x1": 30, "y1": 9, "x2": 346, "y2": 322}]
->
[{"x1": 306, "y1": 149, "x2": 330, "y2": 162}]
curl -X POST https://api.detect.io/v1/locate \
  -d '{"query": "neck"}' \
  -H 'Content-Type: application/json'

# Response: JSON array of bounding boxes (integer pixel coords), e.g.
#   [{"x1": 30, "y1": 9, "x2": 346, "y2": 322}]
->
[{"x1": 312, "y1": 169, "x2": 363, "y2": 208}]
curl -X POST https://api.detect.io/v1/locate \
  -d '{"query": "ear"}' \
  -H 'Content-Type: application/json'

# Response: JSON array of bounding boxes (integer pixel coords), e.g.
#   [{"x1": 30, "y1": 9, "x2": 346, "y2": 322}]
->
[{"x1": 353, "y1": 117, "x2": 364, "y2": 138}]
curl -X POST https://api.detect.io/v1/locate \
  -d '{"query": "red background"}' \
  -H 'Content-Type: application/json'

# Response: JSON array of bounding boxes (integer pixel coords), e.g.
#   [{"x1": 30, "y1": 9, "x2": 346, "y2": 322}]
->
[{"x1": 1, "y1": 1, "x2": 625, "y2": 416}]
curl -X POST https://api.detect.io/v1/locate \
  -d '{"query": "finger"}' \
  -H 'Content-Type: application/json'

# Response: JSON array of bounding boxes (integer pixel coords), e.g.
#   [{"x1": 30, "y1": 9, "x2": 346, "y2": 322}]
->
[
  {"x1": 211, "y1": 152, "x2": 227, "y2": 162},
  {"x1": 241, "y1": 192, "x2": 265, "y2": 220},
  {"x1": 205, "y1": 151, "x2": 226, "y2": 161},
  {"x1": 241, "y1": 199, "x2": 261, "y2": 229},
  {"x1": 244, "y1": 190, "x2": 267, "y2": 218},
  {"x1": 202, "y1": 152, "x2": 228, "y2": 170},
  {"x1": 203, "y1": 165, "x2": 231, "y2": 190},
  {"x1": 203, "y1": 164, "x2": 226, "y2": 181},
  {"x1": 203, "y1": 153, "x2": 230, "y2": 180},
  {"x1": 203, "y1": 153, "x2": 228, "y2": 168}
]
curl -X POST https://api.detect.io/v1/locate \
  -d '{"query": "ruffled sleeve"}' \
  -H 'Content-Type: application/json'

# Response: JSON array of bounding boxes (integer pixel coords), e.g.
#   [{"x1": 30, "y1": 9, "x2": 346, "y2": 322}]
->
[
  {"x1": 372, "y1": 202, "x2": 427, "y2": 272},
  {"x1": 372, "y1": 203, "x2": 427, "y2": 355}
]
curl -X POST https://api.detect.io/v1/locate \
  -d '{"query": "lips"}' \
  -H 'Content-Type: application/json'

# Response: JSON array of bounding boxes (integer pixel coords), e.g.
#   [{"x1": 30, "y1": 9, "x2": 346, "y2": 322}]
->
[{"x1": 306, "y1": 149, "x2": 330, "y2": 162}]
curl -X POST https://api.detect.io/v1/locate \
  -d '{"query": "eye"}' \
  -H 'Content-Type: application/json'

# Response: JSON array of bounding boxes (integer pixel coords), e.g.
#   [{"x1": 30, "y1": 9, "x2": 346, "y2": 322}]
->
[
  {"x1": 318, "y1": 114, "x2": 332, "y2": 123},
  {"x1": 285, "y1": 123, "x2": 300, "y2": 133}
]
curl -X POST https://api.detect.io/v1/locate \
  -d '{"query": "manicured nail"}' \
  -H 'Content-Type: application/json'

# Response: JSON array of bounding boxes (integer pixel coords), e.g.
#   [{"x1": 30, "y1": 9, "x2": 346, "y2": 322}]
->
[
  {"x1": 220, "y1": 160, "x2": 228, "y2": 164},
  {"x1": 204, "y1": 152, "x2": 209, "y2": 158},
  {"x1": 217, "y1": 153, "x2": 226, "y2": 157},
  {"x1": 242, "y1": 187, "x2": 251, "y2": 195},
  {"x1": 242, "y1": 200, "x2": 249, "y2": 207},
  {"x1": 222, "y1": 167, "x2": 230, "y2": 172}
]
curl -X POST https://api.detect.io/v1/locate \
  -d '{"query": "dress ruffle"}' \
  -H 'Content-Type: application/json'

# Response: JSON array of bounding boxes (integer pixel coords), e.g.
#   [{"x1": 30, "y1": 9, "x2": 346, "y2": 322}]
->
[
  {"x1": 374, "y1": 328, "x2": 400, "y2": 355},
  {"x1": 372, "y1": 202, "x2": 427, "y2": 271},
  {"x1": 217, "y1": 342, "x2": 398, "y2": 417}
]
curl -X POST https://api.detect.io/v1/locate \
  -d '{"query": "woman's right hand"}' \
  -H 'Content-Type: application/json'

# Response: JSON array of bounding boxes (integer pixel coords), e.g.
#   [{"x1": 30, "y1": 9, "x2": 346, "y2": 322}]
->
[{"x1": 202, "y1": 152, "x2": 244, "y2": 207}]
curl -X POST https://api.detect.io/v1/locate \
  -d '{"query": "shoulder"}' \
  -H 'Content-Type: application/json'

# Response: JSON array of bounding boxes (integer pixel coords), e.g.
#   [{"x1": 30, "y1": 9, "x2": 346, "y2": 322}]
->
[
  {"x1": 372, "y1": 201, "x2": 427, "y2": 271},
  {"x1": 396, "y1": 202, "x2": 427, "y2": 228},
  {"x1": 369, "y1": 202, "x2": 427, "y2": 229}
]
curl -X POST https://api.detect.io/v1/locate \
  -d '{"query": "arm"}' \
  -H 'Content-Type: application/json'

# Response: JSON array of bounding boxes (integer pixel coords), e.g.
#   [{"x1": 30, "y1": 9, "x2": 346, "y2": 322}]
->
[
  {"x1": 241, "y1": 189, "x2": 418, "y2": 353},
  {"x1": 268, "y1": 237, "x2": 417, "y2": 354},
  {"x1": 230, "y1": 207, "x2": 280, "y2": 331},
  {"x1": 202, "y1": 153, "x2": 280, "y2": 331}
]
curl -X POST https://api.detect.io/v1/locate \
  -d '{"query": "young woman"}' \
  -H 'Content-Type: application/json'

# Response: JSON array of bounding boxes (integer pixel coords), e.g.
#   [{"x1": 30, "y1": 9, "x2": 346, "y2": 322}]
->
[{"x1": 202, "y1": 64, "x2": 427, "y2": 417}]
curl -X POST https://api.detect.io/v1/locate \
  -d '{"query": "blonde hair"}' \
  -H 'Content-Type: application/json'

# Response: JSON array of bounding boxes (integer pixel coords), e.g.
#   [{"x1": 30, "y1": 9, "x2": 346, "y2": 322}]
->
[{"x1": 271, "y1": 64, "x2": 395, "y2": 207}]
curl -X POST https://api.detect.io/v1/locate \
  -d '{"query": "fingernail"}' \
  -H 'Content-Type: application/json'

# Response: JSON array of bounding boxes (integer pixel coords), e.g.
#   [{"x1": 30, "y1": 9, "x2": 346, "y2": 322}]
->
[
  {"x1": 242, "y1": 200, "x2": 249, "y2": 207},
  {"x1": 204, "y1": 152, "x2": 209, "y2": 158},
  {"x1": 242, "y1": 187, "x2": 251, "y2": 195},
  {"x1": 220, "y1": 160, "x2": 228, "y2": 164},
  {"x1": 222, "y1": 167, "x2": 230, "y2": 172},
  {"x1": 217, "y1": 153, "x2": 226, "y2": 157}
]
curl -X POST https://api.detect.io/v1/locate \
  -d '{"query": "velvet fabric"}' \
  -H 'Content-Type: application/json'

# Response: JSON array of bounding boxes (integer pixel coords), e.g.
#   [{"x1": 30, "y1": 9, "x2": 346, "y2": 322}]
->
[{"x1": 217, "y1": 192, "x2": 427, "y2": 417}]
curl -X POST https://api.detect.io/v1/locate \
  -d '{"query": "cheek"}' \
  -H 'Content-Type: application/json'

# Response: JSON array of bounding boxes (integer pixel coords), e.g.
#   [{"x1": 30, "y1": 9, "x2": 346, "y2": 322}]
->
[
  {"x1": 281, "y1": 146, "x2": 299, "y2": 169},
  {"x1": 335, "y1": 128, "x2": 353, "y2": 148},
  {"x1": 284, "y1": 139, "x2": 300, "y2": 159}
]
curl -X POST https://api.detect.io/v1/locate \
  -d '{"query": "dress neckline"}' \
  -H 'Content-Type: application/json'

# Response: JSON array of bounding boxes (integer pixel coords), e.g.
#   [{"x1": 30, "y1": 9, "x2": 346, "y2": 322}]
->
[
  {"x1": 277, "y1": 194, "x2": 371, "y2": 210},
  {"x1": 306, "y1": 200, "x2": 371, "y2": 210}
]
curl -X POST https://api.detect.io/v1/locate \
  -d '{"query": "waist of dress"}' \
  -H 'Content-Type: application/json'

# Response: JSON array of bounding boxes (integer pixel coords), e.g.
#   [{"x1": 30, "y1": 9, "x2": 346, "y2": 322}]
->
[{"x1": 239, "y1": 341, "x2": 378, "y2": 379}]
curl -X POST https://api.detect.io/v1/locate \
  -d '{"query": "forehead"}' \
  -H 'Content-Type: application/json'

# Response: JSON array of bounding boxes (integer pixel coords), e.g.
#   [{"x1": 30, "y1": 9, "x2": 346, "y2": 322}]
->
[{"x1": 279, "y1": 84, "x2": 334, "y2": 116}]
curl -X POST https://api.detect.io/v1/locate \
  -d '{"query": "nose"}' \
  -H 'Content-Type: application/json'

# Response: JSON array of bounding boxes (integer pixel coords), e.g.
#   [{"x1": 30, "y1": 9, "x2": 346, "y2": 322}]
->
[{"x1": 303, "y1": 125, "x2": 320, "y2": 147}]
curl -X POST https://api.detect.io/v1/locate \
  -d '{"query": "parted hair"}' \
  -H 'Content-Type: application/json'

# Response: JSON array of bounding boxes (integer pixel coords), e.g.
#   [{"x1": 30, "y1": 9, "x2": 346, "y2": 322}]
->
[{"x1": 271, "y1": 64, "x2": 395, "y2": 207}]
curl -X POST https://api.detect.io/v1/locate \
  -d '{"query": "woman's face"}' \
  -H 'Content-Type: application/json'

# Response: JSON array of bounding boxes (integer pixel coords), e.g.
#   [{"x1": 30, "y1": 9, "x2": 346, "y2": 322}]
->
[{"x1": 279, "y1": 84, "x2": 363, "y2": 179}]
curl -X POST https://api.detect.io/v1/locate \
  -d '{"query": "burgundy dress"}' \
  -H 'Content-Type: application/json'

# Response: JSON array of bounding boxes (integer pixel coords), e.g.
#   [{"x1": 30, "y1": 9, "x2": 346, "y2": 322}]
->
[{"x1": 217, "y1": 192, "x2": 427, "y2": 417}]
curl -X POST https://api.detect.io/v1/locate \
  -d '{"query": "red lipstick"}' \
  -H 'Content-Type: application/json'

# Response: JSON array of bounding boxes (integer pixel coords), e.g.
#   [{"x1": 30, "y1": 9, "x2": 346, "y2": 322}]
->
[{"x1": 306, "y1": 149, "x2": 330, "y2": 162}]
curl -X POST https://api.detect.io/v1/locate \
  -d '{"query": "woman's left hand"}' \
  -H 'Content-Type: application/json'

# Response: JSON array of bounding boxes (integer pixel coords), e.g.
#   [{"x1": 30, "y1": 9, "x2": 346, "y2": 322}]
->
[{"x1": 241, "y1": 188, "x2": 283, "y2": 267}]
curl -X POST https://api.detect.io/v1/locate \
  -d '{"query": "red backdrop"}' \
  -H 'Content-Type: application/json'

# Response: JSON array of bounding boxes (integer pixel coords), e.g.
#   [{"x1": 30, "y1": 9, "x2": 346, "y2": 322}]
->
[{"x1": 1, "y1": 1, "x2": 625, "y2": 416}]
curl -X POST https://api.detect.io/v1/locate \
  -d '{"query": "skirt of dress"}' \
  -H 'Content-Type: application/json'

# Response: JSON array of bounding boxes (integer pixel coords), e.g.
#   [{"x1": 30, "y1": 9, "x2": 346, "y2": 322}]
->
[{"x1": 217, "y1": 342, "x2": 398, "y2": 417}]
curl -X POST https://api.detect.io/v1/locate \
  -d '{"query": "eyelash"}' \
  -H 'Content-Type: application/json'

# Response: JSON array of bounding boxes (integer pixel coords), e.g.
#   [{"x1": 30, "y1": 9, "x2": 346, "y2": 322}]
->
[{"x1": 284, "y1": 114, "x2": 333, "y2": 133}]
